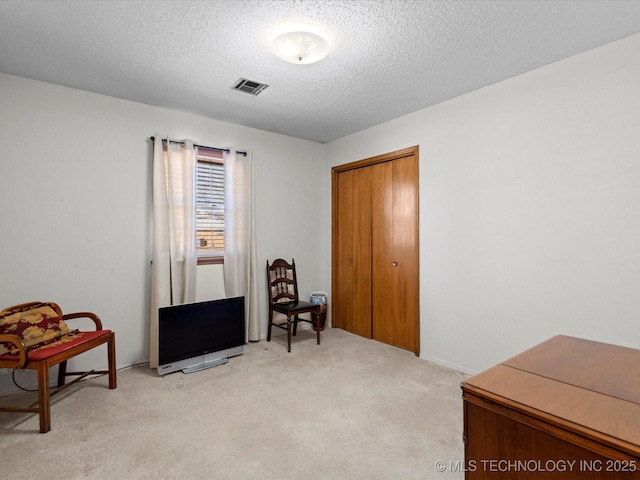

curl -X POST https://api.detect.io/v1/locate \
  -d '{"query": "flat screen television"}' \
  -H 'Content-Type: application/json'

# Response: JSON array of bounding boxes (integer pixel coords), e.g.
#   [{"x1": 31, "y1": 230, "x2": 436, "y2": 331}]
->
[{"x1": 158, "y1": 296, "x2": 245, "y2": 375}]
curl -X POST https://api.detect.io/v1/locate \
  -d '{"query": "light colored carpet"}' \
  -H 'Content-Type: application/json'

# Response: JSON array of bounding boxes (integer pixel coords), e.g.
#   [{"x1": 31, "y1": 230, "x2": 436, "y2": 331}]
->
[{"x1": 0, "y1": 328, "x2": 468, "y2": 479}]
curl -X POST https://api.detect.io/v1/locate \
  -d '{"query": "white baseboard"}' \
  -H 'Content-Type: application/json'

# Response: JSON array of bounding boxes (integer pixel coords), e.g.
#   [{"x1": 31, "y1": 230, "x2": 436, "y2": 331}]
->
[{"x1": 419, "y1": 353, "x2": 478, "y2": 376}]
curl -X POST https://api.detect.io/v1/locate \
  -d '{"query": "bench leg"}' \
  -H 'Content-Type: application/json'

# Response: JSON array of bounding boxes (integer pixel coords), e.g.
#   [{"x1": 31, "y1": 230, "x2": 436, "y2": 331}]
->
[
  {"x1": 57, "y1": 360, "x2": 68, "y2": 388},
  {"x1": 108, "y1": 334, "x2": 117, "y2": 389},
  {"x1": 37, "y1": 363, "x2": 51, "y2": 433}
]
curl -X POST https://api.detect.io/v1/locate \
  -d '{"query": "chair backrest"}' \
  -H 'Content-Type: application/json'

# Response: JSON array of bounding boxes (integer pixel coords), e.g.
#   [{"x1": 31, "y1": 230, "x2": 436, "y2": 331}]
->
[
  {"x1": 0, "y1": 301, "x2": 62, "y2": 317},
  {"x1": 266, "y1": 258, "x2": 300, "y2": 304},
  {"x1": 0, "y1": 301, "x2": 72, "y2": 354}
]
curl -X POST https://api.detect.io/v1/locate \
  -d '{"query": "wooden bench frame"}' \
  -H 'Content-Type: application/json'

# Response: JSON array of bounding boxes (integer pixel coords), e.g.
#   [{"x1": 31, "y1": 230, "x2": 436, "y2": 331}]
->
[{"x1": 0, "y1": 302, "x2": 116, "y2": 433}]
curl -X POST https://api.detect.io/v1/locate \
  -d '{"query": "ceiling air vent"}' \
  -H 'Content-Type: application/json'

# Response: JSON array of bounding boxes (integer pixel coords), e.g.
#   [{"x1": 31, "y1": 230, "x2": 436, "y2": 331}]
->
[{"x1": 233, "y1": 78, "x2": 269, "y2": 95}]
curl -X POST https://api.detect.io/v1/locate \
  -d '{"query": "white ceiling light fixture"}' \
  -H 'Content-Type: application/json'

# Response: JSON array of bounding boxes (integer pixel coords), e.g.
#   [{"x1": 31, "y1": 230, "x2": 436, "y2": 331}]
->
[{"x1": 271, "y1": 31, "x2": 329, "y2": 65}]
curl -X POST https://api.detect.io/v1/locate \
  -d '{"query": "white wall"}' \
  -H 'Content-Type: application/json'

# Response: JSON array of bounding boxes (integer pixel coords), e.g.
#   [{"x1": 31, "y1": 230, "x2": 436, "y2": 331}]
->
[
  {"x1": 0, "y1": 73, "x2": 325, "y2": 392},
  {"x1": 325, "y1": 33, "x2": 640, "y2": 374}
]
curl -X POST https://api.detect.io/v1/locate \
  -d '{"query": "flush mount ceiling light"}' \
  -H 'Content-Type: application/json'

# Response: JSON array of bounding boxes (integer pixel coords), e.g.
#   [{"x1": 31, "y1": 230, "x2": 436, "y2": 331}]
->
[{"x1": 271, "y1": 31, "x2": 329, "y2": 65}]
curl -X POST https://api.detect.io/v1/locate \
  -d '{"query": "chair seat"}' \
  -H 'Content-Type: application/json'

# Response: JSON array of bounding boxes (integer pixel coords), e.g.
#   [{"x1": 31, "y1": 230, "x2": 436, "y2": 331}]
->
[
  {"x1": 272, "y1": 300, "x2": 318, "y2": 314},
  {"x1": 0, "y1": 330, "x2": 112, "y2": 362}
]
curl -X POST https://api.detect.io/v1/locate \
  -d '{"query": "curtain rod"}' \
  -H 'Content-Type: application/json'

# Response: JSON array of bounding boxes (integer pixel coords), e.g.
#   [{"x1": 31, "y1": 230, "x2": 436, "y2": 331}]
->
[{"x1": 150, "y1": 136, "x2": 247, "y2": 156}]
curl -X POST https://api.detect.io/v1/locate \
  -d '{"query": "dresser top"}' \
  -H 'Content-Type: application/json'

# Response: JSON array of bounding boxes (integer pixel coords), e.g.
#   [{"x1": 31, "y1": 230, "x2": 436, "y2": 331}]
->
[
  {"x1": 502, "y1": 335, "x2": 640, "y2": 405},
  {"x1": 462, "y1": 335, "x2": 640, "y2": 455}
]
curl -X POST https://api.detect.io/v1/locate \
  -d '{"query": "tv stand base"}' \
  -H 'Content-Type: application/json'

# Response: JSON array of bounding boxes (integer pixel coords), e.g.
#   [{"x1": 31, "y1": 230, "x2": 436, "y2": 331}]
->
[{"x1": 182, "y1": 357, "x2": 228, "y2": 374}]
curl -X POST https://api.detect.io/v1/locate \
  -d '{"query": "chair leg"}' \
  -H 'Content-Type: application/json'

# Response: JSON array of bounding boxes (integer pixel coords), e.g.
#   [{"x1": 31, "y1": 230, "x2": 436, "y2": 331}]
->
[
  {"x1": 293, "y1": 314, "x2": 298, "y2": 336},
  {"x1": 37, "y1": 363, "x2": 51, "y2": 433},
  {"x1": 57, "y1": 360, "x2": 67, "y2": 388},
  {"x1": 286, "y1": 315, "x2": 292, "y2": 353},
  {"x1": 108, "y1": 334, "x2": 117, "y2": 389},
  {"x1": 267, "y1": 310, "x2": 273, "y2": 342},
  {"x1": 317, "y1": 324, "x2": 321, "y2": 345}
]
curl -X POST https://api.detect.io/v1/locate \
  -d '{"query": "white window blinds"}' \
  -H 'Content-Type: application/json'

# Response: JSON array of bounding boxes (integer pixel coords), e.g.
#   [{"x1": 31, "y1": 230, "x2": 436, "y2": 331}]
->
[{"x1": 196, "y1": 149, "x2": 224, "y2": 256}]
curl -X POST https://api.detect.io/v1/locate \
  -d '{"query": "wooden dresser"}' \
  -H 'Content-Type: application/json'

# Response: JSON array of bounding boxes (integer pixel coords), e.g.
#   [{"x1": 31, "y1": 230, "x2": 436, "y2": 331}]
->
[{"x1": 461, "y1": 335, "x2": 640, "y2": 479}]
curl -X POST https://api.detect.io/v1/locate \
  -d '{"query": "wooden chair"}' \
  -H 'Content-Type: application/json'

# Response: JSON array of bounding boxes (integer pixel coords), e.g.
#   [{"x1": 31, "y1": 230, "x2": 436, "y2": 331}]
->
[
  {"x1": 266, "y1": 259, "x2": 321, "y2": 352},
  {"x1": 0, "y1": 301, "x2": 116, "y2": 433}
]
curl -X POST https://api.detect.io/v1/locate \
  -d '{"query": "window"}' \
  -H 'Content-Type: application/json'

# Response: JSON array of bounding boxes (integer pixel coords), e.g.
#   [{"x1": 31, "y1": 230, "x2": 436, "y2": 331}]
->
[{"x1": 196, "y1": 147, "x2": 224, "y2": 265}]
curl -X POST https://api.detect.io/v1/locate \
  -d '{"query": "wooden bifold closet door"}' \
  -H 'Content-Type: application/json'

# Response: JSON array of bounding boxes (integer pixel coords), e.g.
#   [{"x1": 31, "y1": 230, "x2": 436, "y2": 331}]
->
[
  {"x1": 334, "y1": 166, "x2": 373, "y2": 339},
  {"x1": 332, "y1": 146, "x2": 419, "y2": 354}
]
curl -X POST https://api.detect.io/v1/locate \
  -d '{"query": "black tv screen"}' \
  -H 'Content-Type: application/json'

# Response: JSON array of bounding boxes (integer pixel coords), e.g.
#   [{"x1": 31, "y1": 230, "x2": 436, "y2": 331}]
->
[{"x1": 158, "y1": 296, "x2": 245, "y2": 374}]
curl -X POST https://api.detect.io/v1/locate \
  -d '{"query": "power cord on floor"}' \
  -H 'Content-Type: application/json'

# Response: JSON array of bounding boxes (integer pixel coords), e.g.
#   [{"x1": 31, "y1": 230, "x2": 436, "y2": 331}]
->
[
  {"x1": 12, "y1": 369, "x2": 37, "y2": 392},
  {"x1": 9, "y1": 360, "x2": 151, "y2": 392},
  {"x1": 118, "y1": 361, "x2": 150, "y2": 371}
]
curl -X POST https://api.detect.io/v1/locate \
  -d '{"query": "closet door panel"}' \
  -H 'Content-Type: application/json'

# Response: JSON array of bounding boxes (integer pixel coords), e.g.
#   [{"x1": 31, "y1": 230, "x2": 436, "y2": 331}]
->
[
  {"x1": 334, "y1": 170, "x2": 354, "y2": 332},
  {"x1": 351, "y1": 167, "x2": 373, "y2": 338},
  {"x1": 334, "y1": 167, "x2": 372, "y2": 338},
  {"x1": 371, "y1": 161, "x2": 395, "y2": 345},
  {"x1": 391, "y1": 154, "x2": 419, "y2": 353}
]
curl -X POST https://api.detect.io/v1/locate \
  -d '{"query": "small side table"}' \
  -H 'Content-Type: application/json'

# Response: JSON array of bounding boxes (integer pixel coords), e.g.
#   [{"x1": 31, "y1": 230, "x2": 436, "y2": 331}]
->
[{"x1": 311, "y1": 303, "x2": 328, "y2": 331}]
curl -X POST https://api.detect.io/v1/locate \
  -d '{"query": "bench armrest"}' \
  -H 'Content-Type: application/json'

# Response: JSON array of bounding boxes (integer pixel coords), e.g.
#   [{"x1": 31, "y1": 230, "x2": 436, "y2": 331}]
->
[
  {"x1": 0, "y1": 334, "x2": 28, "y2": 368},
  {"x1": 62, "y1": 312, "x2": 103, "y2": 330}
]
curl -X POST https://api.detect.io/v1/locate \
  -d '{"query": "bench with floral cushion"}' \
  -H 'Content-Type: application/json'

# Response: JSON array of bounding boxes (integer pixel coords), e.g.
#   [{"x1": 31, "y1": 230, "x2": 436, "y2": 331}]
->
[{"x1": 0, "y1": 301, "x2": 116, "y2": 433}]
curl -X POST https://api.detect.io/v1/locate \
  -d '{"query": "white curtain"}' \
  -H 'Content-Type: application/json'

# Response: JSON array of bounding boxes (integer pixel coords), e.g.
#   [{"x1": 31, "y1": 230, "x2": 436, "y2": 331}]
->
[
  {"x1": 223, "y1": 148, "x2": 260, "y2": 342},
  {"x1": 150, "y1": 135, "x2": 197, "y2": 368}
]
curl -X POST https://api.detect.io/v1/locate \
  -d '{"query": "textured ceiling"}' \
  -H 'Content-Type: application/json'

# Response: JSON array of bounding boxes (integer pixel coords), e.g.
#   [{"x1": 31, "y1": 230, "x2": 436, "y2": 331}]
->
[{"x1": 2, "y1": 1, "x2": 640, "y2": 143}]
